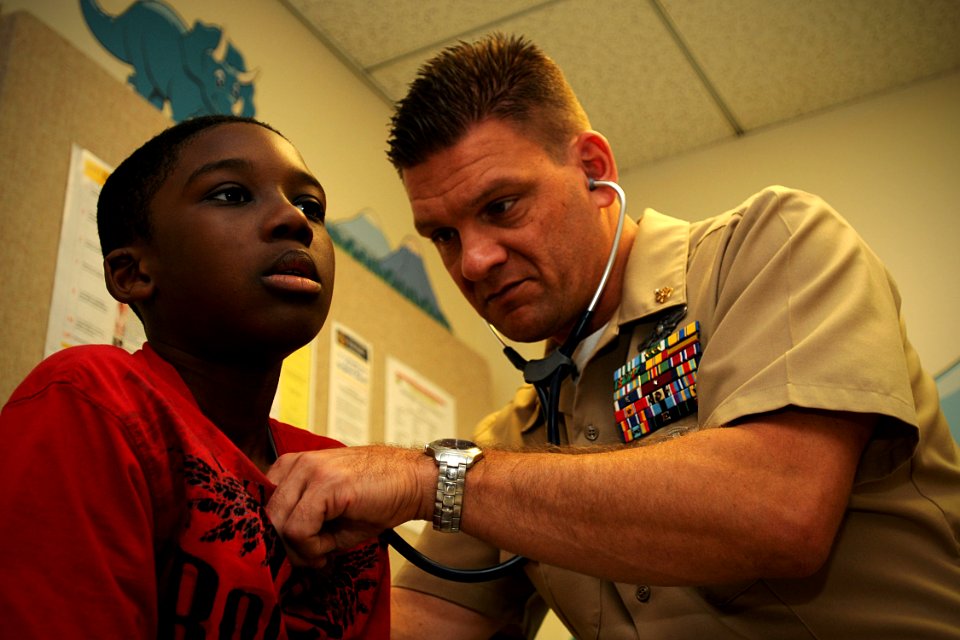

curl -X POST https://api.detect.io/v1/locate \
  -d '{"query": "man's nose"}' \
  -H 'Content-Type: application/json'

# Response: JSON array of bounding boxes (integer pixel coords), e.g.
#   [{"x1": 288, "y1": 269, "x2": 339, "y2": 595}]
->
[{"x1": 459, "y1": 230, "x2": 507, "y2": 282}]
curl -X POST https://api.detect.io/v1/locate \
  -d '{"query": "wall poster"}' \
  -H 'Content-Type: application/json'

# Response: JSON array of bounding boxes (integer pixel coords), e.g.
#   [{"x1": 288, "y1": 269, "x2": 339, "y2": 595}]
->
[
  {"x1": 935, "y1": 359, "x2": 960, "y2": 444},
  {"x1": 384, "y1": 356, "x2": 456, "y2": 447},
  {"x1": 45, "y1": 145, "x2": 146, "y2": 357},
  {"x1": 326, "y1": 322, "x2": 372, "y2": 445},
  {"x1": 272, "y1": 340, "x2": 316, "y2": 431}
]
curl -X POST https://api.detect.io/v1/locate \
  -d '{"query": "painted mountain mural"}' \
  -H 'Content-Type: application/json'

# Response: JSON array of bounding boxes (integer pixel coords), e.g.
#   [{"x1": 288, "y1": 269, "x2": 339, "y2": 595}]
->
[
  {"x1": 328, "y1": 208, "x2": 392, "y2": 259},
  {"x1": 328, "y1": 211, "x2": 449, "y2": 329}
]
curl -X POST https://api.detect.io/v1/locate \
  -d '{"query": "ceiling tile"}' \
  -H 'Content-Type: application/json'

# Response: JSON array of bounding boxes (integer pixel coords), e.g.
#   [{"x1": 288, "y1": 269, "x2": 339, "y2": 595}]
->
[
  {"x1": 661, "y1": 0, "x2": 960, "y2": 129},
  {"x1": 283, "y1": 0, "x2": 549, "y2": 68},
  {"x1": 369, "y1": 0, "x2": 736, "y2": 169}
]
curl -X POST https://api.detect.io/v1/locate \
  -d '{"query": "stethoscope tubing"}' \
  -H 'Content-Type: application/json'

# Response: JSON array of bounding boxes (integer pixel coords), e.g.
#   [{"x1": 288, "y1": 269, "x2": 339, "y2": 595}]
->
[{"x1": 381, "y1": 529, "x2": 527, "y2": 582}]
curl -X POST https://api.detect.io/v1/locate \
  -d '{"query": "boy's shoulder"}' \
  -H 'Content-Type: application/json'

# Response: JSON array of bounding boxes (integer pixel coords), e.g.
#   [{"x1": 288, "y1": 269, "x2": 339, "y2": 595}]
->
[
  {"x1": 7, "y1": 344, "x2": 145, "y2": 405},
  {"x1": 44, "y1": 344, "x2": 132, "y2": 365},
  {"x1": 32, "y1": 343, "x2": 138, "y2": 377}
]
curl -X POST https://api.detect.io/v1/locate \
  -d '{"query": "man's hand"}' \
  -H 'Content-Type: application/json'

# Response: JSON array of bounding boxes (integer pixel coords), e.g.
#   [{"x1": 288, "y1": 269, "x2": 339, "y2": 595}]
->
[{"x1": 265, "y1": 445, "x2": 431, "y2": 567}]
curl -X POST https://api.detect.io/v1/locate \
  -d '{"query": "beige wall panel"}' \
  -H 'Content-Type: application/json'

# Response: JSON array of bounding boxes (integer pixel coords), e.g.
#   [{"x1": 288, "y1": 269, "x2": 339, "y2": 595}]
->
[{"x1": 0, "y1": 11, "x2": 170, "y2": 402}]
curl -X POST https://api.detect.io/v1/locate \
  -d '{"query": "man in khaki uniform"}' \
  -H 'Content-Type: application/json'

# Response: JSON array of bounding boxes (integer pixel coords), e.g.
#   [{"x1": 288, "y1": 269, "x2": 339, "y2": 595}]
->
[{"x1": 266, "y1": 34, "x2": 960, "y2": 639}]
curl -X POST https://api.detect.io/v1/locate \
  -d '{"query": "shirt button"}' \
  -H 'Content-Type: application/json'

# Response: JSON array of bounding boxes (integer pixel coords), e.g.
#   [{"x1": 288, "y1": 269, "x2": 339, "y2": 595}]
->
[
  {"x1": 635, "y1": 585, "x2": 651, "y2": 603},
  {"x1": 585, "y1": 424, "x2": 599, "y2": 441}
]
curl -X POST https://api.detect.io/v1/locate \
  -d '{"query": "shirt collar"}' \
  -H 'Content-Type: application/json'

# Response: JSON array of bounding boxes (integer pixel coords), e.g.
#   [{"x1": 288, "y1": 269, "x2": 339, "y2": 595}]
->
[
  {"x1": 547, "y1": 210, "x2": 691, "y2": 429},
  {"x1": 585, "y1": 208, "x2": 691, "y2": 355},
  {"x1": 616, "y1": 208, "x2": 691, "y2": 327}
]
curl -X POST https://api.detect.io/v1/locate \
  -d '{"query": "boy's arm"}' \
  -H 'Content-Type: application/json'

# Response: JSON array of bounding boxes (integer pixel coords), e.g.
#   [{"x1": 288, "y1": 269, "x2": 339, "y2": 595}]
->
[{"x1": 0, "y1": 382, "x2": 157, "y2": 637}]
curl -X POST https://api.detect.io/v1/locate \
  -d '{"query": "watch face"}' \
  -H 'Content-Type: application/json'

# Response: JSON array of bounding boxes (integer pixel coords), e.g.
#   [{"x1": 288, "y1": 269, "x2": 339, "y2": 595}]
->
[
  {"x1": 427, "y1": 439, "x2": 483, "y2": 463},
  {"x1": 437, "y1": 438, "x2": 474, "y2": 450}
]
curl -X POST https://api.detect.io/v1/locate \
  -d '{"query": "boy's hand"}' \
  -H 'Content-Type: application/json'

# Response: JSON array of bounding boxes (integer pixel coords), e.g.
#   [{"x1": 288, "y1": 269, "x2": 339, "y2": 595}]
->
[{"x1": 266, "y1": 445, "x2": 430, "y2": 567}]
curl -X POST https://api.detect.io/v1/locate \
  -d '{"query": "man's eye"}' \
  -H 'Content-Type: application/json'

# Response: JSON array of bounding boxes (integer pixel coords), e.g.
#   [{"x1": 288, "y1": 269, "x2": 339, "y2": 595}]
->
[
  {"x1": 208, "y1": 186, "x2": 250, "y2": 203},
  {"x1": 486, "y1": 199, "x2": 515, "y2": 216},
  {"x1": 296, "y1": 197, "x2": 326, "y2": 223}
]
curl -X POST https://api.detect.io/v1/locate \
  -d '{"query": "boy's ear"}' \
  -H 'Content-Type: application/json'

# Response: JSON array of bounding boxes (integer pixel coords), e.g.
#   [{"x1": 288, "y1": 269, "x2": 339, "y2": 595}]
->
[{"x1": 103, "y1": 246, "x2": 155, "y2": 305}]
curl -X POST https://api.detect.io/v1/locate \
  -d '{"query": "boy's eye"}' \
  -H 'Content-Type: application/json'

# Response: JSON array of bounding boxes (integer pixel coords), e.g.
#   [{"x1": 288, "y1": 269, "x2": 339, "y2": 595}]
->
[
  {"x1": 431, "y1": 228, "x2": 457, "y2": 246},
  {"x1": 207, "y1": 186, "x2": 250, "y2": 204},
  {"x1": 296, "y1": 197, "x2": 326, "y2": 223}
]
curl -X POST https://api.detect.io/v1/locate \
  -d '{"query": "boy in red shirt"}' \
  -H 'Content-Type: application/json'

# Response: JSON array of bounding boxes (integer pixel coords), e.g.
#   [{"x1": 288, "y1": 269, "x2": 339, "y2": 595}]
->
[{"x1": 0, "y1": 115, "x2": 390, "y2": 638}]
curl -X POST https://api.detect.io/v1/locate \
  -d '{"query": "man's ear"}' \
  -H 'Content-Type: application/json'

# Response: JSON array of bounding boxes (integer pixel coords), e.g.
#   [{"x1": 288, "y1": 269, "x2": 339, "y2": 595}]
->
[
  {"x1": 103, "y1": 246, "x2": 155, "y2": 306},
  {"x1": 573, "y1": 131, "x2": 619, "y2": 208}
]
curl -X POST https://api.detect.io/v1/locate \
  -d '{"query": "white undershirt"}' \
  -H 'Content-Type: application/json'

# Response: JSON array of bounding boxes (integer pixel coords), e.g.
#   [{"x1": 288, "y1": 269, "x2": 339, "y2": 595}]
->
[{"x1": 571, "y1": 320, "x2": 611, "y2": 378}]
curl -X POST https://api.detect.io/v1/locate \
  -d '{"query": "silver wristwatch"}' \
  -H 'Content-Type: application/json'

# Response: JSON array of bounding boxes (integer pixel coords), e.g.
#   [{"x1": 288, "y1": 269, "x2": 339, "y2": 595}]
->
[{"x1": 424, "y1": 438, "x2": 484, "y2": 533}]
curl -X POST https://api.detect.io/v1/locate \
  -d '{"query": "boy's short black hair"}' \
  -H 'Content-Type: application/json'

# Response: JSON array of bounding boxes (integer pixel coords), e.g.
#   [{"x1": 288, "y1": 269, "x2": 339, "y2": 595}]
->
[
  {"x1": 97, "y1": 115, "x2": 282, "y2": 257},
  {"x1": 386, "y1": 33, "x2": 589, "y2": 172}
]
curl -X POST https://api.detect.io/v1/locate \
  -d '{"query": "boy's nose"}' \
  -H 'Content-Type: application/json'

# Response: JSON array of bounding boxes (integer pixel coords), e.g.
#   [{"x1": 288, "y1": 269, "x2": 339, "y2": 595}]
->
[{"x1": 266, "y1": 199, "x2": 314, "y2": 246}]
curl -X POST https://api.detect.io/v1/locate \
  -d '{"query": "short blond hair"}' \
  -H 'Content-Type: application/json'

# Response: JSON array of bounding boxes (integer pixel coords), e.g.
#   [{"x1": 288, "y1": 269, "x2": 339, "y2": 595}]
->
[{"x1": 387, "y1": 33, "x2": 589, "y2": 171}]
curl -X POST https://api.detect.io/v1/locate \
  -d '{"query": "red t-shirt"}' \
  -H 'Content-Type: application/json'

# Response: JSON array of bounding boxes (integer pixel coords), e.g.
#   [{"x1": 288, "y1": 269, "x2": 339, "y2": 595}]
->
[{"x1": 0, "y1": 344, "x2": 390, "y2": 638}]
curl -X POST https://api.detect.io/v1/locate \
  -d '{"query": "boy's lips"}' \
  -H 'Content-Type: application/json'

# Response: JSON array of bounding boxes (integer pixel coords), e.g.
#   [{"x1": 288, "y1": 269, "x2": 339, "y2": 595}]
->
[{"x1": 263, "y1": 250, "x2": 322, "y2": 294}]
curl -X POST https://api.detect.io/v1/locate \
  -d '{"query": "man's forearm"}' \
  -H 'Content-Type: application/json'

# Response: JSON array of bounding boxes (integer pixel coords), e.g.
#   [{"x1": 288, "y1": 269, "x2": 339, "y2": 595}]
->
[
  {"x1": 267, "y1": 409, "x2": 871, "y2": 584},
  {"x1": 457, "y1": 410, "x2": 872, "y2": 584}
]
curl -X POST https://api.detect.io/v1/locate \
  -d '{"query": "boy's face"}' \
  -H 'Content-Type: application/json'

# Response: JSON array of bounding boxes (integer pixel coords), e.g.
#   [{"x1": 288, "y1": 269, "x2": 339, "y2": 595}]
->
[{"x1": 140, "y1": 122, "x2": 335, "y2": 362}]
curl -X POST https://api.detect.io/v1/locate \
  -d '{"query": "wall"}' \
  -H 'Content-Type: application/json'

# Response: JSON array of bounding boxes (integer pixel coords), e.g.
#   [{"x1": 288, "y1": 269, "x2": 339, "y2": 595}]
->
[
  {"x1": 0, "y1": 9, "x2": 172, "y2": 403},
  {"x1": 619, "y1": 71, "x2": 960, "y2": 379}
]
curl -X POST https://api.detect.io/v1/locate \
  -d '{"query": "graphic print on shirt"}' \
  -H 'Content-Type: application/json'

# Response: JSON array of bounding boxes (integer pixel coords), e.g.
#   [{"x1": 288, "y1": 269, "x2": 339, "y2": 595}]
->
[
  {"x1": 159, "y1": 449, "x2": 382, "y2": 638},
  {"x1": 185, "y1": 453, "x2": 278, "y2": 559},
  {"x1": 279, "y1": 544, "x2": 383, "y2": 637}
]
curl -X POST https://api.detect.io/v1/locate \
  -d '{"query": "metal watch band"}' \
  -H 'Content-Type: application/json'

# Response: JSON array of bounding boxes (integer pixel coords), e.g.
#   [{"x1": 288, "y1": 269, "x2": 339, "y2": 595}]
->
[{"x1": 433, "y1": 458, "x2": 468, "y2": 532}]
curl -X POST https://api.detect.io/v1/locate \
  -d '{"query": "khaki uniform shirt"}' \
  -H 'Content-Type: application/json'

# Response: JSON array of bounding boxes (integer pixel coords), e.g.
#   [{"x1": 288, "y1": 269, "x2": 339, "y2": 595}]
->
[{"x1": 395, "y1": 187, "x2": 960, "y2": 639}]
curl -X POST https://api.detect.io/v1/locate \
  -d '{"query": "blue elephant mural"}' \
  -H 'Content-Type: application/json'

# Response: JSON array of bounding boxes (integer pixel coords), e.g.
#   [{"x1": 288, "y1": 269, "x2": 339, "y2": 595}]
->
[{"x1": 80, "y1": 0, "x2": 256, "y2": 121}]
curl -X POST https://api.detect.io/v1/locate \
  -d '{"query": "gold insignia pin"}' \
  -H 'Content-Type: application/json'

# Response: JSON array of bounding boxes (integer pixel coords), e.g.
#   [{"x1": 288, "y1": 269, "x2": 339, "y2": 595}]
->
[{"x1": 654, "y1": 286, "x2": 674, "y2": 304}]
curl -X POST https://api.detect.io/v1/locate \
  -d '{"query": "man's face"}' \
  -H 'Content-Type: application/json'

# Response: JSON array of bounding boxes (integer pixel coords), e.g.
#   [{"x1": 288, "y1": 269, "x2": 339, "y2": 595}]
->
[
  {"x1": 403, "y1": 119, "x2": 614, "y2": 343},
  {"x1": 142, "y1": 123, "x2": 335, "y2": 362}
]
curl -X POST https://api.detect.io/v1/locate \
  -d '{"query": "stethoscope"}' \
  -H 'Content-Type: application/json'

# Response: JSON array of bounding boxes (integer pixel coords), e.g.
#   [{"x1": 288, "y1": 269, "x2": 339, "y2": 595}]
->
[{"x1": 380, "y1": 179, "x2": 628, "y2": 582}]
